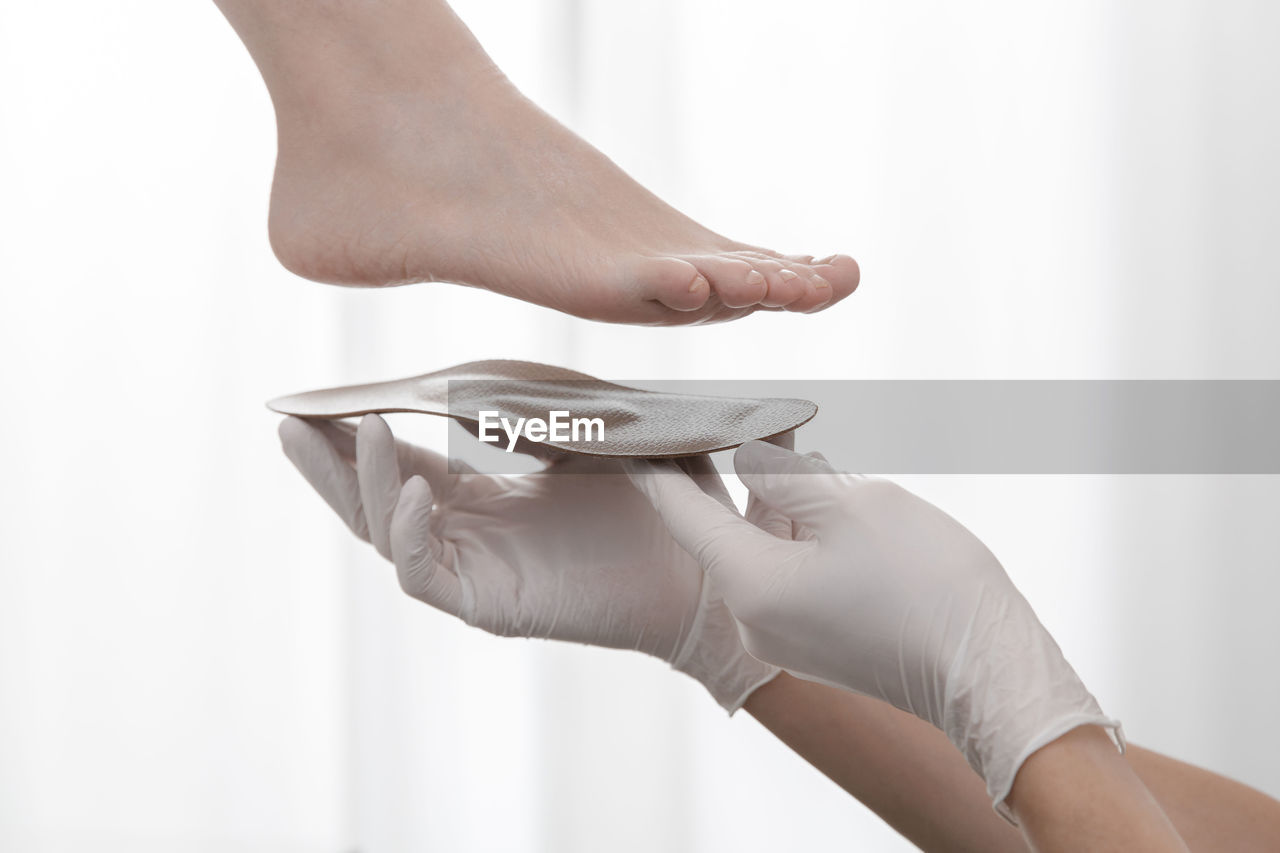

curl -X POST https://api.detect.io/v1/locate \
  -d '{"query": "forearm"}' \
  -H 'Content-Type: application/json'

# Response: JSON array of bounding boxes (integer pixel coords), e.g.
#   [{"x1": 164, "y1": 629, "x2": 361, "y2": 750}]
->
[
  {"x1": 1126, "y1": 746, "x2": 1280, "y2": 852},
  {"x1": 744, "y1": 673, "x2": 1026, "y2": 852},
  {"x1": 1007, "y1": 725, "x2": 1187, "y2": 852},
  {"x1": 745, "y1": 674, "x2": 1280, "y2": 852}
]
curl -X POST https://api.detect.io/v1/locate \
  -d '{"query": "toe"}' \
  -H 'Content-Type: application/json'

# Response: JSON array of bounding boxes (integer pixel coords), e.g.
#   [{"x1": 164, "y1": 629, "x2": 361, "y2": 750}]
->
[
  {"x1": 780, "y1": 269, "x2": 834, "y2": 313},
  {"x1": 640, "y1": 257, "x2": 713, "y2": 312},
  {"x1": 768, "y1": 266, "x2": 810, "y2": 308},
  {"x1": 740, "y1": 258, "x2": 803, "y2": 308},
  {"x1": 791, "y1": 272, "x2": 836, "y2": 313},
  {"x1": 688, "y1": 255, "x2": 769, "y2": 308},
  {"x1": 813, "y1": 253, "x2": 861, "y2": 303},
  {"x1": 774, "y1": 253, "x2": 859, "y2": 314},
  {"x1": 736, "y1": 249, "x2": 860, "y2": 312}
]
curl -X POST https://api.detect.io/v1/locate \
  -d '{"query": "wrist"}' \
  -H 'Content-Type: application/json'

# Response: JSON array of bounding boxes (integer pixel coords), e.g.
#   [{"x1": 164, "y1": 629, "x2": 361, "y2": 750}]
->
[
  {"x1": 1009, "y1": 724, "x2": 1124, "y2": 806},
  {"x1": 1007, "y1": 726, "x2": 1187, "y2": 851},
  {"x1": 940, "y1": 605, "x2": 1124, "y2": 821},
  {"x1": 672, "y1": 594, "x2": 779, "y2": 714}
]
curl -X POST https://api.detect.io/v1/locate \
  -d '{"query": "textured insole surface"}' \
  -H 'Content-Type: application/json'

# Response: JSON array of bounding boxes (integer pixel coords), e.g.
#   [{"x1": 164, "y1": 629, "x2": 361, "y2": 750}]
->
[{"x1": 268, "y1": 359, "x2": 816, "y2": 458}]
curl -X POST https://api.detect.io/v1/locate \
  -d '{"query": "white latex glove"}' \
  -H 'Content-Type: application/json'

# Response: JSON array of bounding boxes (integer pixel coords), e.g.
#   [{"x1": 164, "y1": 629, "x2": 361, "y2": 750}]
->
[
  {"x1": 278, "y1": 414, "x2": 779, "y2": 712},
  {"x1": 627, "y1": 440, "x2": 1123, "y2": 818}
]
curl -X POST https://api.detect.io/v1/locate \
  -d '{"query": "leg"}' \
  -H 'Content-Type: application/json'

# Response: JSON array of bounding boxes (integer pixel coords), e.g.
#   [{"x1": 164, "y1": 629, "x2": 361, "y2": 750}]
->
[{"x1": 212, "y1": 0, "x2": 860, "y2": 325}]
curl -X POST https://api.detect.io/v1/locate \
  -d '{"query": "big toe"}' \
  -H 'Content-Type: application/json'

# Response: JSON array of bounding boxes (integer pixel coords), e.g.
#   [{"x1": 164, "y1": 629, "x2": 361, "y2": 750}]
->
[
  {"x1": 812, "y1": 253, "x2": 860, "y2": 304},
  {"x1": 774, "y1": 253, "x2": 859, "y2": 314}
]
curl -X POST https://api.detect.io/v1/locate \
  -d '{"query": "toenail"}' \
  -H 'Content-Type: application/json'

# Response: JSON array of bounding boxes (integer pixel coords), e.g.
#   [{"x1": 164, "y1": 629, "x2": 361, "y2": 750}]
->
[
  {"x1": 689, "y1": 274, "x2": 709, "y2": 293},
  {"x1": 815, "y1": 255, "x2": 838, "y2": 264},
  {"x1": 745, "y1": 270, "x2": 765, "y2": 287},
  {"x1": 812, "y1": 275, "x2": 831, "y2": 289},
  {"x1": 778, "y1": 269, "x2": 799, "y2": 282}
]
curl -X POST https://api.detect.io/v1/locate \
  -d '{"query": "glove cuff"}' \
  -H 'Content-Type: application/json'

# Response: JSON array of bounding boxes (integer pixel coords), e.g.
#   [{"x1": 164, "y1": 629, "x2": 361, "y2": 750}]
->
[
  {"x1": 942, "y1": 589, "x2": 1124, "y2": 825},
  {"x1": 671, "y1": 580, "x2": 780, "y2": 714}
]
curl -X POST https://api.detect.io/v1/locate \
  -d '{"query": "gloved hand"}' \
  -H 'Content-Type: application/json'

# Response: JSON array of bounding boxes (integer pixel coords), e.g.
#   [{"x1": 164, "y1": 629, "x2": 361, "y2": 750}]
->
[
  {"x1": 626, "y1": 440, "x2": 1123, "y2": 818},
  {"x1": 278, "y1": 414, "x2": 779, "y2": 712}
]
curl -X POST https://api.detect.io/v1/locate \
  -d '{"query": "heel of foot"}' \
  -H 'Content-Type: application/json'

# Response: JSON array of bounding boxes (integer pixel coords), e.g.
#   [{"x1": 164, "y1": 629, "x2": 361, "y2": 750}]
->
[
  {"x1": 267, "y1": 214, "x2": 387, "y2": 287},
  {"x1": 268, "y1": 202, "x2": 336, "y2": 285}
]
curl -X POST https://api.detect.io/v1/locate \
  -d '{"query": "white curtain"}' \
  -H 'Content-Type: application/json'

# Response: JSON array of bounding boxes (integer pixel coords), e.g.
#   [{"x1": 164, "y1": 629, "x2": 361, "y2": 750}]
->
[{"x1": 1, "y1": 1, "x2": 1277, "y2": 850}]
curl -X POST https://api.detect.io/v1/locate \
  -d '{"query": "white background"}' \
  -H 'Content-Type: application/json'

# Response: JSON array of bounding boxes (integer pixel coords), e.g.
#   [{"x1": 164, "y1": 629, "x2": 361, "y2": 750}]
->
[{"x1": 1, "y1": 1, "x2": 1278, "y2": 850}]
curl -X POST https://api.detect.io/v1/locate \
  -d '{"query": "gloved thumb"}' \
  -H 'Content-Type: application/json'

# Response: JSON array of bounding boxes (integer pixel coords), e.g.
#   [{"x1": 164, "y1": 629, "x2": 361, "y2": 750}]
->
[
  {"x1": 745, "y1": 433, "x2": 796, "y2": 538},
  {"x1": 625, "y1": 458, "x2": 782, "y2": 587},
  {"x1": 734, "y1": 441, "x2": 848, "y2": 534},
  {"x1": 390, "y1": 476, "x2": 463, "y2": 617}
]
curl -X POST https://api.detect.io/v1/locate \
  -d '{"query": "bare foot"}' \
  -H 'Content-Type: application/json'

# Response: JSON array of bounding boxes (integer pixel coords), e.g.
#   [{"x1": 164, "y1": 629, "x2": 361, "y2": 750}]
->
[{"x1": 219, "y1": 0, "x2": 859, "y2": 325}]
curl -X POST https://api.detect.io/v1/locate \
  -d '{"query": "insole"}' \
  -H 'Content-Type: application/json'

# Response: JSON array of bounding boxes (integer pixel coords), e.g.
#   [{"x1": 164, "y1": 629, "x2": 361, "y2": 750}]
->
[{"x1": 267, "y1": 359, "x2": 816, "y2": 458}]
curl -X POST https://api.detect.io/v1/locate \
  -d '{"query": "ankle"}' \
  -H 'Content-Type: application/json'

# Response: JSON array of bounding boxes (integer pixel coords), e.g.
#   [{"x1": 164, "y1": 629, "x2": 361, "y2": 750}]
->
[{"x1": 218, "y1": 0, "x2": 503, "y2": 129}]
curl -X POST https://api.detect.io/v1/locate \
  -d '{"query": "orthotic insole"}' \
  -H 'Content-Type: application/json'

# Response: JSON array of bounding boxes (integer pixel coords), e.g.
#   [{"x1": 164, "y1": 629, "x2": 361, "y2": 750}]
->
[{"x1": 267, "y1": 359, "x2": 816, "y2": 458}]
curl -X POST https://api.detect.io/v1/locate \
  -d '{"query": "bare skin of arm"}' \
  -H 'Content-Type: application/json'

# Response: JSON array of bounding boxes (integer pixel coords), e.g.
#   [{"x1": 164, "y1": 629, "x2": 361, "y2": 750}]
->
[
  {"x1": 1008, "y1": 725, "x2": 1187, "y2": 852},
  {"x1": 1125, "y1": 745, "x2": 1280, "y2": 852},
  {"x1": 745, "y1": 673, "x2": 1280, "y2": 852}
]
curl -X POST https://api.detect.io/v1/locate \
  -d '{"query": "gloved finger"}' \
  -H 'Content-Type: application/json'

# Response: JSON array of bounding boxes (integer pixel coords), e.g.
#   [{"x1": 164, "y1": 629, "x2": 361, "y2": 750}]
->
[
  {"x1": 734, "y1": 440, "x2": 848, "y2": 533},
  {"x1": 390, "y1": 476, "x2": 463, "y2": 616},
  {"x1": 312, "y1": 416, "x2": 468, "y2": 501},
  {"x1": 397, "y1": 437, "x2": 474, "y2": 498},
  {"x1": 523, "y1": 445, "x2": 579, "y2": 473},
  {"x1": 309, "y1": 418, "x2": 357, "y2": 461},
  {"x1": 625, "y1": 458, "x2": 780, "y2": 577},
  {"x1": 677, "y1": 454, "x2": 736, "y2": 513},
  {"x1": 356, "y1": 415, "x2": 404, "y2": 560},
  {"x1": 278, "y1": 417, "x2": 370, "y2": 541},
  {"x1": 765, "y1": 431, "x2": 796, "y2": 451},
  {"x1": 745, "y1": 432, "x2": 799, "y2": 538},
  {"x1": 785, "y1": 450, "x2": 835, "y2": 542},
  {"x1": 745, "y1": 492, "x2": 794, "y2": 539}
]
